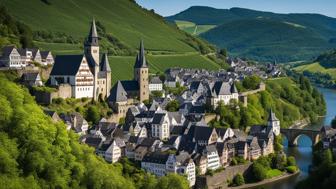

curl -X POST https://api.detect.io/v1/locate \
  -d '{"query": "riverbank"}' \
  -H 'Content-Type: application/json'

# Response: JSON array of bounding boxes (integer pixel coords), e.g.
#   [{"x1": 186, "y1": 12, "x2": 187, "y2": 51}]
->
[{"x1": 229, "y1": 171, "x2": 300, "y2": 189}]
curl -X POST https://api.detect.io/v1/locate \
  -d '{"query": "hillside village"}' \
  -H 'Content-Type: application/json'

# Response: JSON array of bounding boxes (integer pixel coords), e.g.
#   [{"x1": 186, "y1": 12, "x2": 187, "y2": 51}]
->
[{"x1": 0, "y1": 20, "x2": 286, "y2": 188}]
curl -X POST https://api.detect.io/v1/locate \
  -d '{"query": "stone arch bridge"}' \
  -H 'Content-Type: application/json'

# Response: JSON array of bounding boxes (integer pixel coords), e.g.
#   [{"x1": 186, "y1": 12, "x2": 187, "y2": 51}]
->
[{"x1": 280, "y1": 128, "x2": 320, "y2": 147}]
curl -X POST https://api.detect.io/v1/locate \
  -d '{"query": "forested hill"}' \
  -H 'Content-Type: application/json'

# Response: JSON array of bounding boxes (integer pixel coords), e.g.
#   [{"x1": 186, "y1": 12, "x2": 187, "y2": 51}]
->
[
  {"x1": 0, "y1": 0, "x2": 215, "y2": 55},
  {"x1": 0, "y1": 72, "x2": 190, "y2": 188},
  {"x1": 166, "y1": 6, "x2": 336, "y2": 62}
]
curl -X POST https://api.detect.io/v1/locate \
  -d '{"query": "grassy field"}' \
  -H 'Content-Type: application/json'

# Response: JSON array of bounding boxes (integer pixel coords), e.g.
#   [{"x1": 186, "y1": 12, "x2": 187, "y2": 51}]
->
[
  {"x1": 294, "y1": 62, "x2": 336, "y2": 79},
  {"x1": 109, "y1": 54, "x2": 221, "y2": 85},
  {"x1": 175, "y1": 20, "x2": 216, "y2": 35},
  {"x1": 2, "y1": 0, "x2": 200, "y2": 53},
  {"x1": 266, "y1": 169, "x2": 283, "y2": 178},
  {"x1": 35, "y1": 41, "x2": 82, "y2": 55}
]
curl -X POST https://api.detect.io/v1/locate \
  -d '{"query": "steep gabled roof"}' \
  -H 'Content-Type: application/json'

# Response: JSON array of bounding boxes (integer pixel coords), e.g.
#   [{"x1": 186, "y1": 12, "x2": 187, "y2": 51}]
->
[
  {"x1": 212, "y1": 81, "x2": 233, "y2": 96},
  {"x1": 150, "y1": 76, "x2": 162, "y2": 84},
  {"x1": 109, "y1": 81, "x2": 128, "y2": 102},
  {"x1": 100, "y1": 53, "x2": 111, "y2": 72},
  {"x1": 1, "y1": 46, "x2": 16, "y2": 57},
  {"x1": 152, "y1": 113, "x2": 166, "y2": 125},
  {"x1": 192, "y1": 125, "x2": 216, "y2": 142},
  {"x1": 142, "y1": 152, "x2": 169, "y2": 164},
  {"x1": 134, "y1": 40, "x2": 148, "y2": 68},
  {"x1": 50, "y1": 55, "x2": 84, "y2": 76},
  {"x1": 40, "y1": 51, "x2": 52, "y2": 59},
  {"x1": 22, "y1": 72, "x2": 40, "y2": 81}
]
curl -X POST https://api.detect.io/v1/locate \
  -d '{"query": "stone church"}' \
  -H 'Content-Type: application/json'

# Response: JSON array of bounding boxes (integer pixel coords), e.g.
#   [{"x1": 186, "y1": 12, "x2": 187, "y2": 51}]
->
[
  {"x1": 108, "y1": 40, "x2": 149, "y2": 118},
  {"x1": 49, "y1": 19, "x2": 111, "y2": 100}
]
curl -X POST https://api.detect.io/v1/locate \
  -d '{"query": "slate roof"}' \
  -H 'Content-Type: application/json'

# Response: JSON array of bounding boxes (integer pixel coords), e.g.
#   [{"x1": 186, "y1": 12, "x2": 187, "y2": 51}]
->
[
  {"x1": 50, "y1": 55, "x2": 84, "y2": 76},
  {"x1": 190, "y1": 81, "x2": 202, "y2": 91},
  {"x1": 1, "y1": 46, "x2": 16, "y2": 57},
  {"x1": 212, "y1": 81, "x2": 236, "y2": 96},
  {"x1": 216, "y1": 142, "x2": 228, "y2": 156},
  {"x1": 168, "y1": 112, "x2": 184, "y2": 123},
  {"x1": 139, "y1": 138, "x2": 157, "y2": 148},
  {"x1": 171, "y1": 126, "x2": 185, "y2": 136},
  {"x1": 142, "y1": 152, "x2": 169, "y2": 164},
  {"x1": 40, "y1": 51, "x2": 52, "y2": 59},
  {"x1": 134, "y1": 40, "x2": 148, "y2": 68},
  {"x1": 22, "y1": 72, "x2": 40, "y2": 81},
  {"x1": 85, "y1": 137, "x2": 102, "y2": 148},
  {"x1": 235, "y1": 141, "x2": 247, "y2": 150},
  {"x1": 166, "y1": 135, "x2": 179, "y2": 145},
  {"x1": 152, "y1": 113, "x2": 166, "y2": 125},
  {"x1": 189, "y1": 105, "x2": 205, "y2": 114},
  {"x1": 248, "y1": 137, "x2": 261, "y2": 150},
  {"x1": 150, "y1": 76, "x2": 162, "y2": 84},
  {"x1": 203, "y1": 144, "x2": 217, "y2": 153},
  {"x1": 176, "y1": 152, "x2": 192, "y2": 165},
  {"x1": 100, "y1": 53, "x2": 111, "y2": 72},
  {"x1": 120, "y1": 80, "x2": 139, "y2": 92},
  {"x1": 128, "y1": 135, "x2": 139, "y2": 144},
  {"x1": 216, "y1": 128, "x2": 229, "y2": 139},
  {"x1": 109, "y1": 81, "x2": 128, "y2": 102},
  {"x1": 85, "y1": 19, "x2": 99, "y2": 46},
  {"x1": 189, "y1": 125, "x2": 215, "y2": 142}
]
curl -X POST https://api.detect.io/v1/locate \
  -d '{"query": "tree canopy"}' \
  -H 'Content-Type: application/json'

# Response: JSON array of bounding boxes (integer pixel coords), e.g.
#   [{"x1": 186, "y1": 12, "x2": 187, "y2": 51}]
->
[{"x1": 0, "y1": 73, "x2": 189, "y2": 188}]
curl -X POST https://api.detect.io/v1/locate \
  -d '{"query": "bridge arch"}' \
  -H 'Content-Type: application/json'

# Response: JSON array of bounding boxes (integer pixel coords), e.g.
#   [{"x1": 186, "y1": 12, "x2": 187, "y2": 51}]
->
[{"x1": 280, "y1": 129, "x2": 320, "y2": 147}]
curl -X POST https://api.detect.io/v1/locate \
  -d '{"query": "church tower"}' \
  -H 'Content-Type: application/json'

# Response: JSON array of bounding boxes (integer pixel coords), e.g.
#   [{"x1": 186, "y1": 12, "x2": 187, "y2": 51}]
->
[
  {"x1": 84, "y1": 19, "x2": 100, "y2": 64},
  {"x1": 134, "y1": 40, "x2": 149, "y2": 102},
  {"x1": 84, "y1": 19, "x2": 100, "y2": 100},
  {"x1": 267, "y1": 109, "x2": 280, "y2": 136}
]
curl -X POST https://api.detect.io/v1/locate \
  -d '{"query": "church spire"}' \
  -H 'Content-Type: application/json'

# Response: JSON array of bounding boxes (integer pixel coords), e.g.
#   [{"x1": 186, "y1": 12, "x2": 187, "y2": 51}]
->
[
  {"x1": 268, "y1": 109, "x2": 279, "y2": 122},
  {"x1": 86, "y1": 18, "x2": 99, "y2": 46},
  {"x1": 100, "y1": 53, "x2": 111, "y2": 72},
  {"x1": 134, "y1": 40, "x2": 147, "y2": 68}
]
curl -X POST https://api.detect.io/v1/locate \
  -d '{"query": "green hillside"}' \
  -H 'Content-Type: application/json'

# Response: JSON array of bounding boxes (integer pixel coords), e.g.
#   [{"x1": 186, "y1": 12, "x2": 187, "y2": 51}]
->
[
  {"x1": 0, "y1": 0, "x2": 215, "y2": 55},
  {"x1": 109, "y1": 53, "x2": 221, "y2": 84},
  {"x1": 174, "y1": 20, "x2": 215, "y2": 35},
  {"x1": 167, "y1": 6, "x2": 336, "y2": 62},
  {"x1": 201, "y1": 18, "x2": 332, "y2": 62},
  {"x1": 294, "y1": 50, "x2": 336, "y2": 79}
]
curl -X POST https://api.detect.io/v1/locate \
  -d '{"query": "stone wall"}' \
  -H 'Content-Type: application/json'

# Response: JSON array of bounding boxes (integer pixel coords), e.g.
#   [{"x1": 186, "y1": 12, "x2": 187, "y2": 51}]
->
[
  {"x1": 57, "y1": 84, "x2": 72, "y2": 99},
  {"x1": 195, "y1": 163, "x2": 253, "y2": 189},
  {"x1": 34, "y1": 84, "x2": 72, "y2": 105}
]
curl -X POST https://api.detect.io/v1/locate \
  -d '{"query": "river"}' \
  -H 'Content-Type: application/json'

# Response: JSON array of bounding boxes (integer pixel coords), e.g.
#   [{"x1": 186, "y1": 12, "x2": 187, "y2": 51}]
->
[{"x1": 250, "y1": 87, "x2": 336, "y2": 189}]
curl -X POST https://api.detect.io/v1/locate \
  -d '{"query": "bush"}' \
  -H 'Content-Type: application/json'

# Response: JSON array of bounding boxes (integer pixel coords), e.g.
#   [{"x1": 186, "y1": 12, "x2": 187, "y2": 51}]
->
[
  {"x1": 286, "y1": 166, "x2": 297, "y2": 173},
  {"x1": 232, "y1": 174, "x2": 245, "y2": 186},
  {"x1": 86, "y1": 106, "x2": 101, "y2": 124},
  {"x1": 165, "y1": 100, "x2": 180, "y2": 112},
  {"x1": 287, "y1": 156, "x2": 296, "y2": 167},
  {"x1": 252, "y1": 163, "x2": 268, "y2": 181},
  {"x1": 231, "y1": 158, "x2": 238, "y2": 166}
]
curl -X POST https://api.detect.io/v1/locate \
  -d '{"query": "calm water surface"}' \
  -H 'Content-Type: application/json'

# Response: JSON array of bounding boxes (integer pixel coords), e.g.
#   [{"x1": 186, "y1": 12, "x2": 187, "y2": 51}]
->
[{"x1": 250, "y1": 87, "x2": 336, "y2": 189}]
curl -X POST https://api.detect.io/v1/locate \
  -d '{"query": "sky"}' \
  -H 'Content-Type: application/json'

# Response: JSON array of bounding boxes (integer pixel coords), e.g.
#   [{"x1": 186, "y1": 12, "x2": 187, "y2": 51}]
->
[{"x1": 136, "y1": 0, "x2": 336, "y2": 18}]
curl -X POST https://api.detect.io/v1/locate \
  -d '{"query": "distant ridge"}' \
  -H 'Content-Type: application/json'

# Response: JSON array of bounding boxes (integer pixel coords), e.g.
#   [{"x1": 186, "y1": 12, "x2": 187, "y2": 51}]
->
[{"x1": 167, "y1": 6, "x2": 336, "y2": 62}]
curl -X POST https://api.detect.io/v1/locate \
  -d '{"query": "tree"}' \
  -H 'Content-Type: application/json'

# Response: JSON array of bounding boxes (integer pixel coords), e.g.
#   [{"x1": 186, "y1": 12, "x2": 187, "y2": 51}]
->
[
  {"x1": 151, "y1": 91, "x2": 163, "y2": 98},
  {"x1": 252, "y1": 163, "x2": 267, "y2": 181},
  {"x1": 232, "y1": 174, "x2": 245, "y2": 186},
  {"x1": 242, "y1": 75, "x2": 261, "y2": 90},
  {"x1": 156, "y1": 174, "x2": 189, "y2": 189},
  {"x1": 287, "y1": 156, "x2": 296, "y2": 166},
  {"x1": 331, "y1": 117, "x2": 336, "y2": 129},
  {"x1": 0, "y1": 73, "x2": 135, "y2": 189},
  {"x1": 323, "y1": 149, "x2": 333, "y2": 165},
  {"x1": 86, "y1": 106, "x2": 101, "y2": 124},
  {"x1": 166, "y1": 100, "x2": 180, "y2": 112}
]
